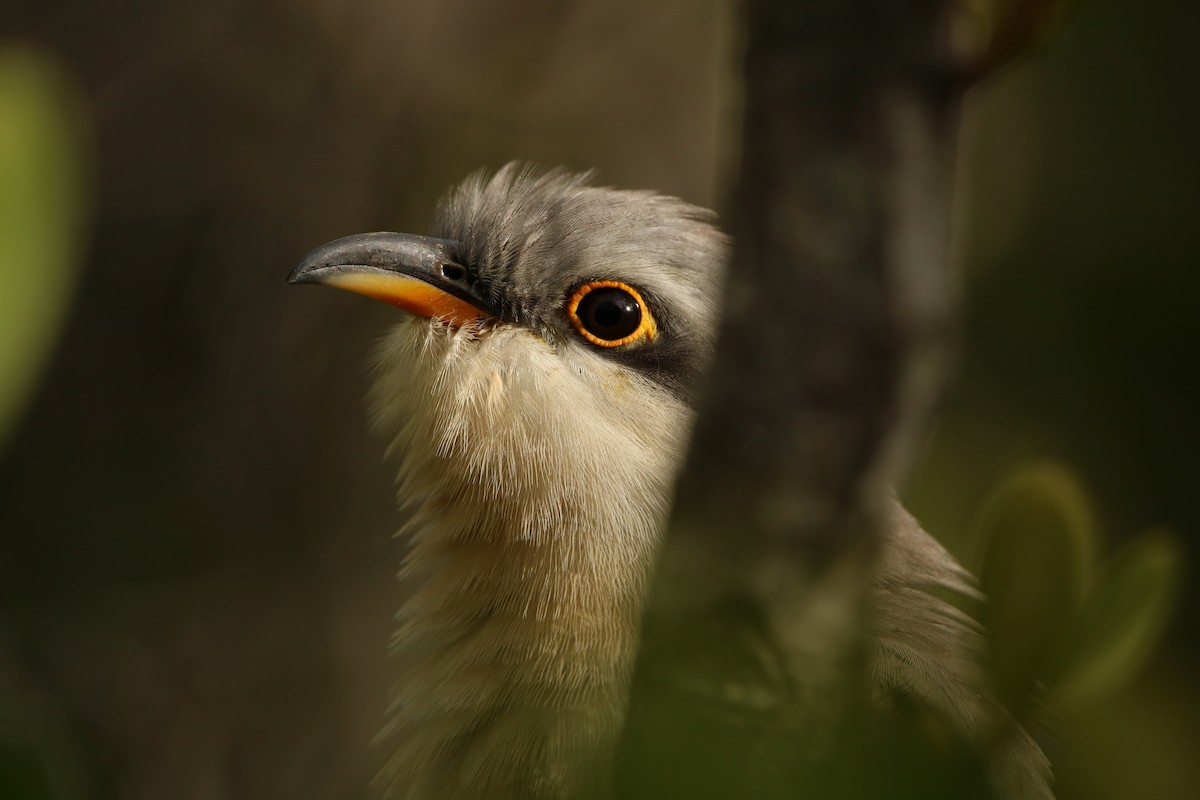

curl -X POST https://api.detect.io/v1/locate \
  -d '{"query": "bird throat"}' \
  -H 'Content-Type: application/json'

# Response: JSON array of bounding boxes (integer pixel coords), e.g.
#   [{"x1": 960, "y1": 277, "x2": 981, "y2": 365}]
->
[{"x1": 369, "y1": 320, "x2": 691, "y2": 800}]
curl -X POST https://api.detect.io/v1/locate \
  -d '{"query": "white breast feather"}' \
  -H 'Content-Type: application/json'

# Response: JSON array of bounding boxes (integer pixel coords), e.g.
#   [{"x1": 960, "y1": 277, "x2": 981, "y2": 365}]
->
[{"x1": 369, "y1": 318, "x2": 690, "y2": 800}]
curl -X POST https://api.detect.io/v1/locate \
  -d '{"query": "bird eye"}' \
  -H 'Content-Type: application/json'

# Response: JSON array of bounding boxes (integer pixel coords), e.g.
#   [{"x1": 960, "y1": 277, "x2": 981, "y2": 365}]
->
[{"x1": 566, "y1": 280, "x2": 658, "y2": 347}]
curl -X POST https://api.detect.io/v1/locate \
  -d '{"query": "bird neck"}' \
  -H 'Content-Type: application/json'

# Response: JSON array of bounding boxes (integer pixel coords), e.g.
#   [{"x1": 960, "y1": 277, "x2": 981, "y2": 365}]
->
[{"x1": 370, "y1": 324, "x2": 691, "y2": 799}]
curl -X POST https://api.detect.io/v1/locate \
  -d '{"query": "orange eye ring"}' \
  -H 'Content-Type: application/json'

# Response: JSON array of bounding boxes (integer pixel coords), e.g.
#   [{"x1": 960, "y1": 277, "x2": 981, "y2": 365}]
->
[{"x1": 566, "y1": 280, "x2": 658, "y2": 348}]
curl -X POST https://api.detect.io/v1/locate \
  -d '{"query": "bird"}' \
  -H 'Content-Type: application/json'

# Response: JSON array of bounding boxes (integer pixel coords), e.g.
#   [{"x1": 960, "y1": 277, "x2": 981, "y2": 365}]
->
[{"x1": 288, "y1": 162, "x2": 1054, "y2": 800}]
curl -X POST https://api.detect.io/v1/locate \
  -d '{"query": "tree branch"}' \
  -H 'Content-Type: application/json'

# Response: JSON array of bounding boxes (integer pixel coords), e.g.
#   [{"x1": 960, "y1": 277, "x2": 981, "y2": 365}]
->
[{"x1": 619, "y1": 1, "x2": 963, "y2": 795}]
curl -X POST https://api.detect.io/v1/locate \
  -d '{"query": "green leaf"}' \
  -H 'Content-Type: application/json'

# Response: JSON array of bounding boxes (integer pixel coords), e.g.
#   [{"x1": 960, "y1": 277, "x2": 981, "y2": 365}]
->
[
  {"x1": 976, "y1": 461, "x2": 1100, "y2": 709},
  {"x1": 0, "y1": 47, "x2": 88, "y2": 451},
  {"x1": 1049, "y1": 529, "x2": 1183, "y2": 709}
]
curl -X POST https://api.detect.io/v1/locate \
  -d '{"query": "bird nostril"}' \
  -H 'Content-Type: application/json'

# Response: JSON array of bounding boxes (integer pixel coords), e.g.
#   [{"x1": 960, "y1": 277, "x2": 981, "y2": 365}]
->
[{"x1": 440, "y1": 263, "x2": 466, "y2": 282}]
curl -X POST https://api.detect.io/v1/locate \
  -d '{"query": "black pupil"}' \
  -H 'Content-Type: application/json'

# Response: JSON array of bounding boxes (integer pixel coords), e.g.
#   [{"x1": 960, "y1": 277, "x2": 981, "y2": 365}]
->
[{"x1": 578, "y1": 288, "x2": 642, "y2": 341}]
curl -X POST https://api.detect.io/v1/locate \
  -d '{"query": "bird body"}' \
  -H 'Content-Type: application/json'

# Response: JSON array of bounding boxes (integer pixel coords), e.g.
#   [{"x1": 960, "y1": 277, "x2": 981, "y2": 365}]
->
[{"x1": 290, "y1": 164, "x2": 1052, "y2": 799}]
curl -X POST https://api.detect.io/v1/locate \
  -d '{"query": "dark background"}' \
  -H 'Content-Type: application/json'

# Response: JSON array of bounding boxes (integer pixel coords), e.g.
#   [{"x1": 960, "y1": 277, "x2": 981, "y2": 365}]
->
[{"x1": 1, "y1": 1, "x2": 1196, "y2": 798}]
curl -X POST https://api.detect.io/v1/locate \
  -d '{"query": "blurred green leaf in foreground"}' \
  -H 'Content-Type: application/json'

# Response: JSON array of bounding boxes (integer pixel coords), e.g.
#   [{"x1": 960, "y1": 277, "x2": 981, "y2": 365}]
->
[
  {"x1": 0, "y1": 46, "x2": 89, "y2": 452},
  {"x1": 978, "y1": 461, "x2": 1183, "y2": 714}
]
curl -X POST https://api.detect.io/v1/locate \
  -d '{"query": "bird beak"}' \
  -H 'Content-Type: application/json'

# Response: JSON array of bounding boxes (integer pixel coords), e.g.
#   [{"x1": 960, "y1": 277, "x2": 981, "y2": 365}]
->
[{"x1": 288, "y1": 232, "x2": 493, "y2": 326}]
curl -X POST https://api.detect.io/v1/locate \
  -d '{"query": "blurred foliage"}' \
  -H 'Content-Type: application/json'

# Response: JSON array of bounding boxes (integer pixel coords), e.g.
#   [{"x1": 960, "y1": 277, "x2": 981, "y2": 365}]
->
[
  {"x1": 0, "y1": 44, "x2": 88, "y2": 800},
  {"x1": 1049, "y1": 527, "x2": 1181, "y2": 710},
  {"x1": 624, "y1": 462, "x2": 1185, "y2": 799},
  {"x1": 976, "y1": 461, "x2": 1183, "y2": 716},
  {"x1": 978, "y1": 463, "x2": 1101, "y2": 711},
  {"x1": 0, "y1": 46, "x2": 87, "y2": 452}
]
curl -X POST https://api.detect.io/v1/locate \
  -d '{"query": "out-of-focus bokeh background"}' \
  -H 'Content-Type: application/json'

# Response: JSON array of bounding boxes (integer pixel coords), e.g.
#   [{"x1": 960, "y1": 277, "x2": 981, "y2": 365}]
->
[{"x1": 0, "y1": 1, "x2": 1195, "y2": 798}]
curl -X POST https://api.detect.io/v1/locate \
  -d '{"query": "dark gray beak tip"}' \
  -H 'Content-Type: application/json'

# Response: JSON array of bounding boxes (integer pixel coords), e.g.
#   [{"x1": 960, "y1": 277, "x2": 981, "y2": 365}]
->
[
  {"x1": 288, "y1": 237, "x2": 352, "y2": 286},
  {"x1": 286, "y1": 261, "x2": 316, "y2": 285}
]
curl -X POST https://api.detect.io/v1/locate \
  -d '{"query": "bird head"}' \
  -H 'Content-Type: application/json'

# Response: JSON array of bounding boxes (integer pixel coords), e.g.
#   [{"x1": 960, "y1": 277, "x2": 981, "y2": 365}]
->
[{"x1": 289, "y1": 163, "x2": 729, "y2": 549}]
